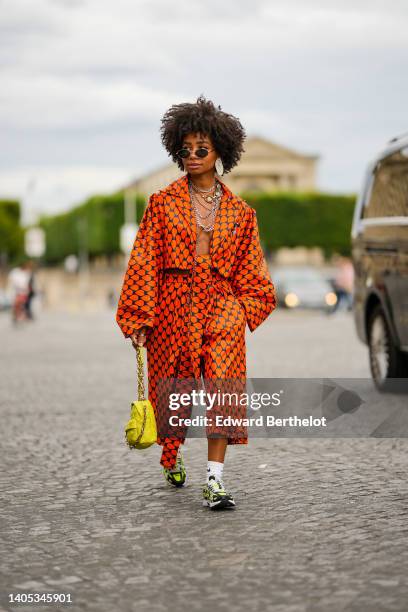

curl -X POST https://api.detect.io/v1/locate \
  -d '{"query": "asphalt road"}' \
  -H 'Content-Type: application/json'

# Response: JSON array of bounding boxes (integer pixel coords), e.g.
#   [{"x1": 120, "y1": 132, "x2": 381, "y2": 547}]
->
[{"x1": 1, "y1": 308, "x2": 407, "y2": 612}]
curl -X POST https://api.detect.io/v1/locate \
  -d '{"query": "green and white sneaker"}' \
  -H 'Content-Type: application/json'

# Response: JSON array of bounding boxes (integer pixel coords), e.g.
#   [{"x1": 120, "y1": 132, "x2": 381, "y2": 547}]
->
[
  {"x1": 163, "y1": 448, "x2": 187, "y2": 488},
  {"x1": 202, "y1": 475, "x2": 236, "y2": 509}
]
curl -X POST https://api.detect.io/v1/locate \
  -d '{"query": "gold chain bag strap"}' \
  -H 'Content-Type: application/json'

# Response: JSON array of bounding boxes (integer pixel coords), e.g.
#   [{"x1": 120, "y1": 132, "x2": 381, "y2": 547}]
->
[{"x1": 124, "y1": 344, "x2": 157, "y2": 450}]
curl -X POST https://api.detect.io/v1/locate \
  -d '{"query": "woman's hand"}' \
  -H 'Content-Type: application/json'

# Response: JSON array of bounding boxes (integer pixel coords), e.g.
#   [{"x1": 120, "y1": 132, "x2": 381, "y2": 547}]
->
[{"x1": 130, "y1": 326, "x2": 149, "y2": 349}]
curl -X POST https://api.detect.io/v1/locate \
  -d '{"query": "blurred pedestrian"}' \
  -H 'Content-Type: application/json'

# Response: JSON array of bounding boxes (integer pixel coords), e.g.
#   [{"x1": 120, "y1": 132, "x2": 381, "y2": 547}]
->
[
  {"x1": 7, "y1": 260, "x2": 31, "y2": 324},
  {"x1": 107, "y1": 288, "x2": 116, "y2": 309},
  {"x1": 24, "y1": 259, "x2": 37, "y2": 320},
  {"x1": 330, "y1": 256, "x2": 354, "y2": 313}
]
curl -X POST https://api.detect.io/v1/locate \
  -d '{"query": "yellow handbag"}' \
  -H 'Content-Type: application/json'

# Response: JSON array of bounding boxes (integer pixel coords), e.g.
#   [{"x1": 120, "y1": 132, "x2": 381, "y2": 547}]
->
[{"x1": 124, "y1": 344, "x2": 157, "y2": 450}]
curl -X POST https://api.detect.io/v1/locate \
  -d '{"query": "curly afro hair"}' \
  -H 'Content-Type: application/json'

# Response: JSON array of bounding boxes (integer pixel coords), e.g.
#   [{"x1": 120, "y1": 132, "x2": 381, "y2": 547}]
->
[{"x1": 160, "y1": 94, "x2": 246, "y2": 174}]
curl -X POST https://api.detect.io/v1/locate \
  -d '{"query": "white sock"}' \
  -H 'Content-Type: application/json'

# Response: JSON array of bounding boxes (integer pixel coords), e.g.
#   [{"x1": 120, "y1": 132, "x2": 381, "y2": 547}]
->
[{"x1": 207, "y1": 460, "x2": 224, "y2": 483}]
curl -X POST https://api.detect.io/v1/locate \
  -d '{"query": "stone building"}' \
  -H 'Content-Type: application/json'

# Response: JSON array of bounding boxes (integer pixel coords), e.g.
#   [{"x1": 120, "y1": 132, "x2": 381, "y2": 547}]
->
[{"x1": 124, "y1": 135, "x2": 319, "y2": 196}]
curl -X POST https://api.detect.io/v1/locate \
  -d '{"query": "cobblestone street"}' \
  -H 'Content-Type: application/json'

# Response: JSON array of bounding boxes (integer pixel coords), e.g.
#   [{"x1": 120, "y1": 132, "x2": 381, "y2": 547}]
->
[{"x1": 1, "y1": 308, "x2": 408, "y2": 612}]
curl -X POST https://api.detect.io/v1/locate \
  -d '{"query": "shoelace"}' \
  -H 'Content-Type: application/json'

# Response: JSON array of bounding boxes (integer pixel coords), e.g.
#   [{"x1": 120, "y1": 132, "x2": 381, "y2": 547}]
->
[{"x1": 208, "y1": 477, "x2": 226, "y2": 494}]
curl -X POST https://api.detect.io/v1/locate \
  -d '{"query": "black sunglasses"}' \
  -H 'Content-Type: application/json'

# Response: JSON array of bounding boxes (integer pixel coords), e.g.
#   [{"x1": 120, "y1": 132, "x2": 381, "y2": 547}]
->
[{"x1": 176, "y1": 147, "x2": 214, "y2": 159}]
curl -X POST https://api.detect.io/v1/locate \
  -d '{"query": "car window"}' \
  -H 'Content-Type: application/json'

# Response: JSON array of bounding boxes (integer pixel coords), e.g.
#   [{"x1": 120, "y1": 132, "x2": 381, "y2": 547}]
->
[{"x1": 362, "y1": 149, "x2": 408, "y2": 218}]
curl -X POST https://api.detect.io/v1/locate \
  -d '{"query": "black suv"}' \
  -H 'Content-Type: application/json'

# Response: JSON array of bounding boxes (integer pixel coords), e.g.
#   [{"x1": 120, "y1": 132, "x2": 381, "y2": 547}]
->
[{"x1": 351, "y1": 133, "x2": 408, "y2": 391}]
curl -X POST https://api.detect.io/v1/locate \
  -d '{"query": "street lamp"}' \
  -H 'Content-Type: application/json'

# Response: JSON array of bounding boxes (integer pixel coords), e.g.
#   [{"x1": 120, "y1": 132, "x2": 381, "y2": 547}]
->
[{"x1": 120, "y1": 188, "x2": 139, "y2": 255}]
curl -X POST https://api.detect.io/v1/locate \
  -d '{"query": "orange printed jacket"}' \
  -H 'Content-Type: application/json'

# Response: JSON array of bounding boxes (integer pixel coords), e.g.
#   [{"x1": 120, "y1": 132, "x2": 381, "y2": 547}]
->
[{"x1": 116, "y1": 173, "x2": 277, "y2": 340}]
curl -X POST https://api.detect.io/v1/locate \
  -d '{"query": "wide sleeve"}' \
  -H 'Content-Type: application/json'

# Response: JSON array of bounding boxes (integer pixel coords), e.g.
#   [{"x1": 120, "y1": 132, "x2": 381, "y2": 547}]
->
[
  {"x1": 230, "y1": 207, "x2": 277, "y2": 333},
  {"x1": 116, "y1": 193, "x2": 163, "y2": 339}
]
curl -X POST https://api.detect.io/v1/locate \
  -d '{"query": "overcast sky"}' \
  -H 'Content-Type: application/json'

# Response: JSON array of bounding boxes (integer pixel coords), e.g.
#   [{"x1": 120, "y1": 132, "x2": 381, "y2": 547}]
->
[{"x1": 1, "y1": 0, "x2": 407, "y2": 224}]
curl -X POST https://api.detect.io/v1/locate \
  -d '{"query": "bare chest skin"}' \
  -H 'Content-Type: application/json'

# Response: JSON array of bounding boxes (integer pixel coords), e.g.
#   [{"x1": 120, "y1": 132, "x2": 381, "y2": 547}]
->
[{"x1": 196, "y1": 226, "x2": 213, "y2": 255}]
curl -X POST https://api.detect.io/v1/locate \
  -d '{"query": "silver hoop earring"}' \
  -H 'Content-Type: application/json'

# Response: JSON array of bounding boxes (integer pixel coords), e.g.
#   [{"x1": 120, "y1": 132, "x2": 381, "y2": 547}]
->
[{"x1": 215, "y1": 157, "x2": 224, "y2": 176}]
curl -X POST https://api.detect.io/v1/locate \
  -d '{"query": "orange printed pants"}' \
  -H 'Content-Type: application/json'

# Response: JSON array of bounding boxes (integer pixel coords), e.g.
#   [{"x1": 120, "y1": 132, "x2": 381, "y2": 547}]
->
[{"x1": 156, "y1": 254, "x2": 248, "y2": 470}]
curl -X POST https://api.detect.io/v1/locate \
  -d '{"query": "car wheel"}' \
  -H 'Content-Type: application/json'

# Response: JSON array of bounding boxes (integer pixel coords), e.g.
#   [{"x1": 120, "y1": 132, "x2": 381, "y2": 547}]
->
[{"x1": 367, "y1": 303, "x2": 408, "y2": 393}]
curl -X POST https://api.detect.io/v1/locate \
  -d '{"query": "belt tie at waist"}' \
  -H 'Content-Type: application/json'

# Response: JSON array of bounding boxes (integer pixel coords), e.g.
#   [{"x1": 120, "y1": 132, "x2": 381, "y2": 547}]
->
[
  {"x1": 162, "y1": 268, "x2": 192, "y2": 276},
  {"x1": 162, "y1": 267, "x2": 234, "y2": 298}
]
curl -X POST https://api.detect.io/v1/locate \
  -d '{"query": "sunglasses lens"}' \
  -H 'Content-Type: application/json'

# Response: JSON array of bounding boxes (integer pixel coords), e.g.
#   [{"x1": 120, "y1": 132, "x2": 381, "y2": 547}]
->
[
  {"x1": 178, "y1": 147, "x2": 210, "y2": 159},
  {"x1": 196, "y1": 148, "x2": 209, "y2": 158}
]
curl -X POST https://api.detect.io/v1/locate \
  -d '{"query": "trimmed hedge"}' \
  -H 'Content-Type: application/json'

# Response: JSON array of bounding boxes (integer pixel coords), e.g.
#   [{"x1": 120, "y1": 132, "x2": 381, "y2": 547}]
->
[
  {"x1": 37, "y1": 189, "x2": 356, "y2": 264},
  {"x1": 0, "y1": 199, "x2": 25, "y2": 263},
  {"x1": 242, "y1": 191, "x2": 356, "y2": 258},
  {"x1": 38, "y1": 192, "x2": 146, "y2": 264}
]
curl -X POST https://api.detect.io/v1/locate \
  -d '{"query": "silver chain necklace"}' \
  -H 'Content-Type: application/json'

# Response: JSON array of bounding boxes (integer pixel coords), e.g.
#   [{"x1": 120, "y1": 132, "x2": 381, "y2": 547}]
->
[
  {"x1": 192, "y1": 192, "x2": 214, "y2": 213},
  {"x1": 192, "y1": 197, "x2": 214, "y2": 221},
  {"x1": 190, "y1": 180, "x2": 216, "y2": 193},
  {"x1": 191, "y1": 190, "x2": 218, "y2": 224},
  {"x1": 189, "y1": 178, "x2": 222, "y2": 232},
  {"x1": 190, "y1": 179, "x2": 217, "y2": 203},
  {"x1": 190, "y1": 179, "x2": 216, "y2": 202}
]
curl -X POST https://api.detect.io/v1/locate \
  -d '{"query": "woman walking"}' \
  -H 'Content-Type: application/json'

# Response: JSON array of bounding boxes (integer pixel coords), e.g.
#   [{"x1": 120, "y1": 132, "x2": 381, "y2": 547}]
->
[{"x1": 116, "y1": 95, "x2": 277, "y2": 509}]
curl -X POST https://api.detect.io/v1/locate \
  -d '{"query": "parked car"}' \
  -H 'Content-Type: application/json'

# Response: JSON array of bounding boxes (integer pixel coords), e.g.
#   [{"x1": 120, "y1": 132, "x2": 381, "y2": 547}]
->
[
  {"x1": 272, "y1": 265, "x2": 337, "y2": 311},
  {"x1": 351, "y1": 132, "x2": 408, "y2": 391}
]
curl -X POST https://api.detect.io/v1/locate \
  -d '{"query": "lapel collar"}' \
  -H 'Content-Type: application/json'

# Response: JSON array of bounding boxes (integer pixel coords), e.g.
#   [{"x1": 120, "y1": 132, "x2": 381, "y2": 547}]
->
[{"x1": 164, "y1": 173, "x2": 238, "y2": 258}]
